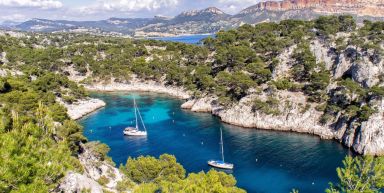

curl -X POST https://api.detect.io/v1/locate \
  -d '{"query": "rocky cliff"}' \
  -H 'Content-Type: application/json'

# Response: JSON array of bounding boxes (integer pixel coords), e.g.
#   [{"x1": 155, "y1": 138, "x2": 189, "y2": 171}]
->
[
  {"x1": 239, "y1": 0, "x2": 384, "y2": 17},
  {"x1": 182, "y1": 94, "x2": 384, "y2": 156},
  {"x1": 182, "y1": 37, "x2": 384, "y2": 156},
  {"x1": 56, "y1": 143, "x2": 126, "y2": 193}
]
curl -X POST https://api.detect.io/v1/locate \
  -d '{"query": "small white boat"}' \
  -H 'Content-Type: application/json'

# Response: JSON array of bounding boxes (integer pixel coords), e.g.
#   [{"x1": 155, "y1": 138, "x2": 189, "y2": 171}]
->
[
  {"x1": 124, "y1": 98, "x2": 147, "y2": 136},
  {"x1": 208, "y1": 160, "x2": 234, "y2": 170},
  {"x1": 208, "y1": 128, "x2": 234, "y2": 170}
]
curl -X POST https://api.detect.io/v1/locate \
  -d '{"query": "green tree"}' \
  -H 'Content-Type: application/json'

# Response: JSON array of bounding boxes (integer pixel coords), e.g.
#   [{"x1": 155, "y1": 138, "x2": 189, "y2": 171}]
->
[
  {"x1": 121, "y1": 154, "x2": 185, "y2": 184},
  {"x1": 326, "y1": 156, "x2": 384, "y2": 193},
  {"x1": 292, "y1": 42, "x2": 317, "y2": 81},
  {"x1": 134, "y1": 170, "x2": 246, "y2": 193},
  {"x1": 216, "y1": 71, "x2": 255, "y2": 100}
]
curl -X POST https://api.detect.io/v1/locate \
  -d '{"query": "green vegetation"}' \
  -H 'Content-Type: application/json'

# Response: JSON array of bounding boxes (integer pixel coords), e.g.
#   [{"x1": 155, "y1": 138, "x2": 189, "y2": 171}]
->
[
  {"x1": 252, "y1": 96, "x2": 281, "y2": 115},
  {"x1": 120, "y1": 154, "x2": 245, "y2": 193},
  {"x1": 0, "y1": 75, "x2": 85, "y2": 192},
  {"x1": 326, "y1": 156, "x2": 384, "y2": 193},
  {"x1": 120, "y1": 154, "x2": 185, "y2": 184}
]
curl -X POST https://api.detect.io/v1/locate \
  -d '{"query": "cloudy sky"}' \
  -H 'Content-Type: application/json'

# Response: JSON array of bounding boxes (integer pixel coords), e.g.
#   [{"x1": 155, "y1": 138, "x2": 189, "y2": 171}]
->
[{"x1": 0, "y1": 0, "x2": 267, "y2": 22}]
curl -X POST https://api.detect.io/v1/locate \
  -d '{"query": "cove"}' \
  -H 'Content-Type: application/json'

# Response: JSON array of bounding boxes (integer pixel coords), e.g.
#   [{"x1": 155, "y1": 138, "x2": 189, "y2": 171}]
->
[{"x1": 79, "y1": 92, "x2": 351, "y2": 193}]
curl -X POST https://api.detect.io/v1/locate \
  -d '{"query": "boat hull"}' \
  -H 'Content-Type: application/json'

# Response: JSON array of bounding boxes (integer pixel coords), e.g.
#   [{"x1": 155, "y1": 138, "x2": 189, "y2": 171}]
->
[
  {"x1": 208, "y1": 160, "x2": 234, "y2": 170},
  {"x1": 124, "y1": 128, "x2": 147, "y2": 136}
]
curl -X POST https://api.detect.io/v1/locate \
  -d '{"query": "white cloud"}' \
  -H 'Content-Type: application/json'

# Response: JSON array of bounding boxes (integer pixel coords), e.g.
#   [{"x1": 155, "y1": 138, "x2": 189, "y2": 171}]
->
[
  {"x1": 0, "y1": 0, "x2": 63, "y2": 9},
  {"x1": 78, "y1": 0, "x2": 179, "y2": 15},
  {"x1": 0, "y1": 13, "x2": 26, "y2": 21}
]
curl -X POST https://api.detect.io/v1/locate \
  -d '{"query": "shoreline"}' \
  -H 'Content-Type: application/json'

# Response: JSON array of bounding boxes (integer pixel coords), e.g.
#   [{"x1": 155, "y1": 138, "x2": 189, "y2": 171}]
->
[
  {"x1": 70, "y1": 82, "x2": 383, "y2": 156},
  {"x1": 84, "y1": 81, "x2": 191, "y2": 100},
  {"x1": 134, "y1": 33, "x2": 214, "y2": 39},
  {"x1": 59, "y1": 98, "x2": 106, "y2": 120}
]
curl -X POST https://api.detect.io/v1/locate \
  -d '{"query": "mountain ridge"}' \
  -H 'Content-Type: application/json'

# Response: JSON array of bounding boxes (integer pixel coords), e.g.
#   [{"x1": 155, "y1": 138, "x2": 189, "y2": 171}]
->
[
  {"x1": 239, "y1": 0, "x2": 384, "y2": 17},
  {"x1": 2, "y1": 2, "x2": 384, "y2": 36}
]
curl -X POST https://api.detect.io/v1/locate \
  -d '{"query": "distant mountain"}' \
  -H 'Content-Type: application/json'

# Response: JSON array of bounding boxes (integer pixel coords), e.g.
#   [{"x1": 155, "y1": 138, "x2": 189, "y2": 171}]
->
[
  {"x1": 3, "y1": 2, "x2": 384, "y2": 36},
  {"x1": 12, "y1": 18, "x2": 155, "y2": 34},
  {"x1": 7, "y1": 7, "x2": 235, "y2": 36},
  {"x1": 238, "y1": 0, "x2": 384, "y2": 17},
  {"x1": 0, "y1": 20, "x2": 22, "y2": 28},
  {"x1": 135, "y1": 7, "x2": 234, "y2": 36},
  {"x1": 173, "y1": 7, "x2": 230, "y2": 22},
  {"x1": 233, "y1": 0, "x2": 384, "y2": 23}
]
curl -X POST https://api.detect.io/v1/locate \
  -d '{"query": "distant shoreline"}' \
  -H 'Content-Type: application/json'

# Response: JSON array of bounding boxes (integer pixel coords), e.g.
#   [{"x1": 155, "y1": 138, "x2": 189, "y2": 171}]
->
[{"x1": 135, "y1": 33, "x2": 214, "y2": 39}]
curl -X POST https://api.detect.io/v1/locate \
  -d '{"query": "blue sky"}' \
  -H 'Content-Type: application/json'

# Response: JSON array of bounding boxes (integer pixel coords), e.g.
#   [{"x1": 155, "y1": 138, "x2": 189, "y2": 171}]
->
[{"x1": 0, "y1": 0, "x2": 266, "y2": 22}]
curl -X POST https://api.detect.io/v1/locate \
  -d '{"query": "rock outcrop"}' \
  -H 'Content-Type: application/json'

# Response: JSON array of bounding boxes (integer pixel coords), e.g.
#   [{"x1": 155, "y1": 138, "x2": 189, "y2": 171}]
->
[
  {"x1": 56, "y1": 143, "x2": 126, "y2": 193},
  {"x1": 57, "y1": 172, "x2": 103, "y2": 193},
  {"x1": 78, "y1": 144, "x2": 124, "y2": 191},
  {"x1": 57, "y1": 98, "x2": 106, "y2": 120}
]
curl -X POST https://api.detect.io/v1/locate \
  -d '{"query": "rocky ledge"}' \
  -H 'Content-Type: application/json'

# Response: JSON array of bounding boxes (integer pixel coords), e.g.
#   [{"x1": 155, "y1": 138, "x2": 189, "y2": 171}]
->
[{"x1": 57, "y1": 98, "x2": 106, "y2": 120}]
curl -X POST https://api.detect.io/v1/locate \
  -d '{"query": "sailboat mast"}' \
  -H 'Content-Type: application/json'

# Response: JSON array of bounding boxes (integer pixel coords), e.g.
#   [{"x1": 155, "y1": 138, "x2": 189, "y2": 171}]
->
[
  {"x1": 137, "y1": 105, "x2": 147, "y2": 132},
  {"x1": 134, "y1": 98, "x2": 138, "y2": 129},
  {"x1": 220, "y1": 128, "x2": 224, "y2": 162}
]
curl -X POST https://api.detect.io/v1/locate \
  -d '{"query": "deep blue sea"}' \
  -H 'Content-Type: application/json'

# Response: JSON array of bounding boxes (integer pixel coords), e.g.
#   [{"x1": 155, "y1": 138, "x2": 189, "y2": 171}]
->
[
  {"x1": 149, "y1": 34, "x2": 213, "y2": 45},
  {"x1": 80, "y1": 92, "x2": 351, "y2": 193}
]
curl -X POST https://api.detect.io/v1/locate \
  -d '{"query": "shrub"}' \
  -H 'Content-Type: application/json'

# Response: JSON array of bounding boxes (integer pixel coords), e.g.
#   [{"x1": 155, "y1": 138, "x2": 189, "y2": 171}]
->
[
  {"x1": 252, "y1": 97, "x2": 281, "y2": 115},
  {"x1": 97, "y1": 175, "x2": 110, "y2": 186},
  {"x1": 84, "y1": 141, "x2": 110, "y2": 161}
]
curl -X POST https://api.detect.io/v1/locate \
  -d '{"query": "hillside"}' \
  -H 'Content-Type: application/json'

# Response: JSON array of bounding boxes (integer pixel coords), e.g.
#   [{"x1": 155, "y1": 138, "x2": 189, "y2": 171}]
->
[{"x1": 1, "y1": 15, "x2": 383, "y2": 155}]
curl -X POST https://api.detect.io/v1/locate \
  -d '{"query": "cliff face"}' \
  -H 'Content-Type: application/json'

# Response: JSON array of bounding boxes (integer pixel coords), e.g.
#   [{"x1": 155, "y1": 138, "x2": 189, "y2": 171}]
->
[
  {"x1": 183, "y1": 95, "x2": 384, "y2": 156},
  {"x1": 239, "y1": 0, "x2": 384, "y2": 17},
  {"x1": 181, "y1": 37, "x2": 384, "y2": 156},
  {"x1": 56, "y1": 143, "x2": 125, "y2": 193}
]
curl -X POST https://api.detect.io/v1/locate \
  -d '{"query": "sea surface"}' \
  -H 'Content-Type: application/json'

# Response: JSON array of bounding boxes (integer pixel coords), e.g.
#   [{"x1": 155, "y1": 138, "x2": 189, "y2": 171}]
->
[
  {"x1": 80, "y1": 92, "x2": 351, "y2": 193},
  {"x1": 149, "y1": 34, "x2": 213, "y2": 44}
]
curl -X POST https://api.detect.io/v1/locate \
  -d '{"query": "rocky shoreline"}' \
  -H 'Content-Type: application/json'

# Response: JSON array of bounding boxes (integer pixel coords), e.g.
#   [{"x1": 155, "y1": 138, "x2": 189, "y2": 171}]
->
[
  {"x1": 65, "y1": 81, "x2": 384, "y2": 156},
  {"x1": 58, "y1": 98, "x2": 106, "y2": 120},
  {"x1": 181, "y1": 95, "x2": 384, "y2": 156}
]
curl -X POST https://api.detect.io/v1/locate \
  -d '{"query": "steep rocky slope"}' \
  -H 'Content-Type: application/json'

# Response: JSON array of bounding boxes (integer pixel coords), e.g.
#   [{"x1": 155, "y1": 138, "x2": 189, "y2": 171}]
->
[
  {"x1": 56, "y1": 143, "x2": 126, "y2": 193},
  {"x1": 181, "y1": 37, "x2": 384, "y2": 155},
  {"x1": 233, "y1": 0, "x2": 384, "y2": 24}
]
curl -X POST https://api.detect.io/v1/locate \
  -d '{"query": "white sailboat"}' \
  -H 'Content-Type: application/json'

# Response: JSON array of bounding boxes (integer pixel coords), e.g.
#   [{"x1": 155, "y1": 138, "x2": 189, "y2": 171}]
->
[
  {"x1": 123, "y1": 98, "x2": 147, "y2": 136},
  {"x1": 208, "y1": 128, "x2": 234, "y2": 170}
]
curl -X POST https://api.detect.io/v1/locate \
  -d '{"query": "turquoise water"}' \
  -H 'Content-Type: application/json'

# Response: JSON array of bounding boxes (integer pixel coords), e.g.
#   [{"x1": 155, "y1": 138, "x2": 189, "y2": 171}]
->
[
  {"x1": 149, "y1": 34, "x2": 213, "y2": 44},
  {"x1": 80, "y1": 92, "x2": 351, "y2": 193}
]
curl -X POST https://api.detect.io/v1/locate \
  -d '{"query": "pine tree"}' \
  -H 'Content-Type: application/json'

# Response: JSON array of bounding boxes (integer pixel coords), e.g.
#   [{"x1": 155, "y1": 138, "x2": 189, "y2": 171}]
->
[{"x1": 326, "y1": 156, "x2": 384, "y2": 193}]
